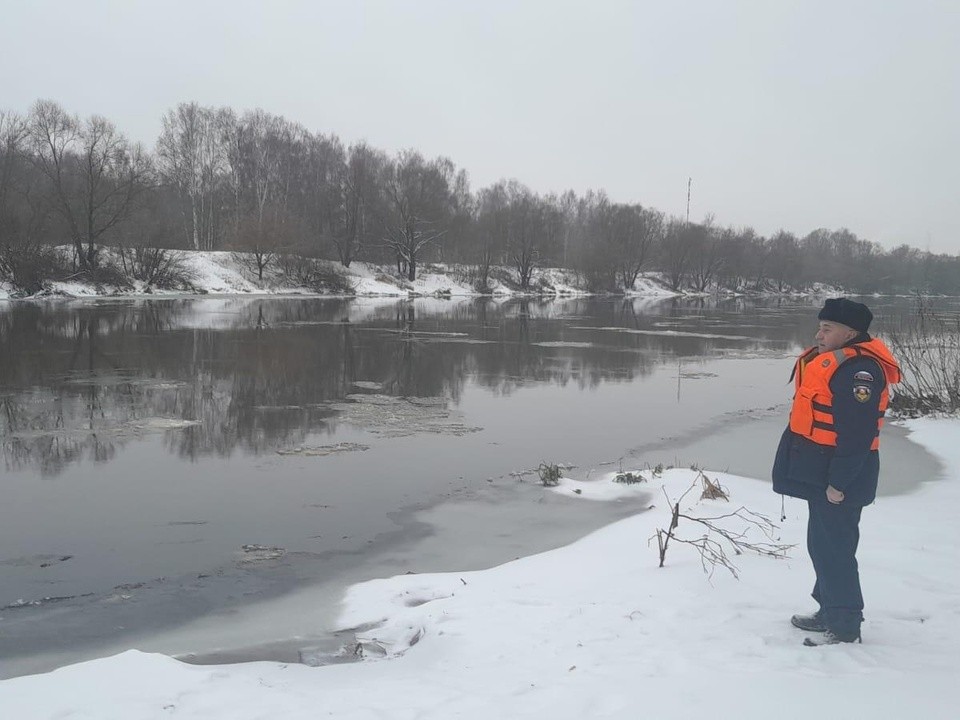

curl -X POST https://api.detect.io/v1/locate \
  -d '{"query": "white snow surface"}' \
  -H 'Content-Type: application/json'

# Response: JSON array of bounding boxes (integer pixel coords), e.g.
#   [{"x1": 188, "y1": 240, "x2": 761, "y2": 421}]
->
[
  {"x1": 0, "y1": 248, "x2": 847, "y2": 301},
  {"x1": 1, "y1": 417, "x2": 957, "y2": 719},
  {"x1": 1, "y1": 249, "x2": 686, "y2": 299}
]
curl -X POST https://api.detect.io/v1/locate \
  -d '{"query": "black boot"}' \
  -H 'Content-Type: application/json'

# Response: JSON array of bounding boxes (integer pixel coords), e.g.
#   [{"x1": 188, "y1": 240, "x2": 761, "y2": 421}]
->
[
  {"x1": 803, "y1": 630, "x2": 862, "y2": 646},
  {"x1": 791, "y1": 612, "x2": 827, "y2": 632}
]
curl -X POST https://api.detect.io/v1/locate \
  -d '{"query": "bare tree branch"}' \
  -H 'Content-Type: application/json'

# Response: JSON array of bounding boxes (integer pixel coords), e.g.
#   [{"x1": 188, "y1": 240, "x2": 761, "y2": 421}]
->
[{"x1": 651, "y1": 473, "x2": 795, "y2": 579}]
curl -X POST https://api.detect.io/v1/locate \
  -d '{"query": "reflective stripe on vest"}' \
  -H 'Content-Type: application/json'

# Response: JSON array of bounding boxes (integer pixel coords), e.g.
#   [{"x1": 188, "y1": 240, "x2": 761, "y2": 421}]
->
[{"x1": 788, "y1": 339, "x2": 899, "y2": 450}]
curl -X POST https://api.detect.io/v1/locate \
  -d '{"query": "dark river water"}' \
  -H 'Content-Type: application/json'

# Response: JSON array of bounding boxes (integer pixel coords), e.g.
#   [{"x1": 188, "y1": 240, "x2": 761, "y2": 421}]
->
[{"x1": 0, "y1": 294, "x2": 946, "y2": 677}]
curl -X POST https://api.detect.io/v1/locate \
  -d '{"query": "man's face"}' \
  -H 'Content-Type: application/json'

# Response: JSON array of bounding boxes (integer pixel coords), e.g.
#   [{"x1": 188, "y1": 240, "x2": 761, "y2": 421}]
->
[{"x1": 816, "y1": 321, "x2": 857, "y2": 353}]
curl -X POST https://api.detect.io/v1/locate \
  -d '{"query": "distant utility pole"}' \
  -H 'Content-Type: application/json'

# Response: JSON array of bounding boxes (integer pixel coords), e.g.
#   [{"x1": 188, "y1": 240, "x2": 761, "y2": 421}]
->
[{"x1": 686, "y1": 177, "x2": 692, "y2": 225}]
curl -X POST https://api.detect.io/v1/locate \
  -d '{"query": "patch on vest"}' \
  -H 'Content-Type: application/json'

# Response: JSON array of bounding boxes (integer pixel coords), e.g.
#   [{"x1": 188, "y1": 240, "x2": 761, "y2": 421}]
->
[
  {"x1": 854, "y1": 370, "x2": 875, "y2": 382},
  {"x1": 853, "y1": 384, "x2": 872, "y2": 403},
  {"x1": 821, "y1": 359, "x2": 831, "y2": 368}
]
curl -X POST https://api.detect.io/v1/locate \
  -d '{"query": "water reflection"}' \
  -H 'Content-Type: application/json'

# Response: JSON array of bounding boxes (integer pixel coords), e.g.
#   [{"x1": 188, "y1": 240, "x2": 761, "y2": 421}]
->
[{"x1": 1, "y1": 295, "x2": 832, "y2": 475}]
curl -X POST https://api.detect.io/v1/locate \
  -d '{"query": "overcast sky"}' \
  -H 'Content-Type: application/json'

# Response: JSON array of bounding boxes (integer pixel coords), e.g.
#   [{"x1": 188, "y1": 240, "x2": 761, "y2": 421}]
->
[{"x1": 2, "y1": 0, "x2": 957, "y2": 253}]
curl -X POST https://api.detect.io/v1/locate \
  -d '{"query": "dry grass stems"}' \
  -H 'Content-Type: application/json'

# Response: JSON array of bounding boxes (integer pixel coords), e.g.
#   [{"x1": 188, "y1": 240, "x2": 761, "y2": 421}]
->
[
  {"x1": 699, "y1": 472, "x2": 729, "y2": 501},
  {"x1": 537, "y1": 462, "x2": 562, "y2": 487},
  {"x1": 885, "y1": 294, "x2": 960, "y2": 415}
]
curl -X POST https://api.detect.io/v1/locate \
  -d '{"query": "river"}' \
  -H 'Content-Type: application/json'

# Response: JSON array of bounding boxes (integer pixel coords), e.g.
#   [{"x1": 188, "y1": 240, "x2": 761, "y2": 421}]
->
[{"x1": 0, "y1": 294, "x2": 946, "y2": 677}]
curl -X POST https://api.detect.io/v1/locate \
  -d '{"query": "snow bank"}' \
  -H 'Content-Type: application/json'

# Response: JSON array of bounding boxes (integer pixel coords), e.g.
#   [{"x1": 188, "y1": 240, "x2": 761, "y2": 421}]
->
[
  {"x1": 627, "y1": 274, "x2": 679, "y2": 297},
  {"x1": 1, "y1": 418, "x2": 957, "y2": 719},
  {"x1": 348, "y1": 262, "x2": 478, "y2": 297},
  {"x1": 0, "y1": 249, "x2": 686, "y2": 300}
]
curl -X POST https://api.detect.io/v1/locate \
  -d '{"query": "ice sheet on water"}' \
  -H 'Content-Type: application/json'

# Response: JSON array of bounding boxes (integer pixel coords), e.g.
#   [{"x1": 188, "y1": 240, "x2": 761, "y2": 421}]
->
[
  {"x1": 329, "y1": 394, "x2": 482, "y2": 438},
  {"x1": 276, "y1": 442, "x2": 370, "y2": 457}
]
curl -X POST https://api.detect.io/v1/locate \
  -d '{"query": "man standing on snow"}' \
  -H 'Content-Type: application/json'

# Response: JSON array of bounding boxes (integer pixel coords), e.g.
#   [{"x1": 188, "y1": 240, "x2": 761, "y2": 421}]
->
[{"x1": 772, "y1": 298, "x2": 901, "y2": 646}]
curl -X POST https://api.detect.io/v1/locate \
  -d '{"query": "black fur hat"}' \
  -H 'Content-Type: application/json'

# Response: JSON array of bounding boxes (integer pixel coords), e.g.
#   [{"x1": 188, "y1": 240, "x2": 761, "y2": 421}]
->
[{"x1": 818, "y1": 297, "x2": 873, "y2": 333}]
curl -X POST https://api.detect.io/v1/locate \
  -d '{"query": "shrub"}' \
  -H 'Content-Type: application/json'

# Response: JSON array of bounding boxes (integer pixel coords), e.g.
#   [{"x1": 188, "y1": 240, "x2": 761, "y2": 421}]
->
[
  {"x1": 119, "y1": 246, "x2": 197, "y2": 289},
  {"x1": 537, "y1": 462, "x2": 562, "y2": 486},
  {"x1": 0, "y1": 242, "x2": 70, "y2": 294},
  {"x1": 577, "y1": 267, "x2": 618, "y2": 294},
  {"x1": 450, "y1": 264, "x2": 493, "y2": 293},
  {"x1": 489, "y1": 266, "x2": 520, "y2": 291},
  {"x1": 533, "y1": 275, "x2": 556, "y2": 294},
  {"x1": 277, "y1": 254, "x2": 356, "y2": 294},
  {"x1": 83, "y1": 260, "x2": 134, "y2": 293},
  {"x1": 312, "y1": 264, "x2": 356, "y2": 295},
  {"x1": 885, "y1": 295, "x2": 960, "y2": 415}
]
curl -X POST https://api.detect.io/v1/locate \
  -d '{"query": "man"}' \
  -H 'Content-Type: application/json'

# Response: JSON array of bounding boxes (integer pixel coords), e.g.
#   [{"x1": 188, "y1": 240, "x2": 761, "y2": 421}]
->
[{"x1": 772, "y1": 297, "x2": 901, "y2": 646}]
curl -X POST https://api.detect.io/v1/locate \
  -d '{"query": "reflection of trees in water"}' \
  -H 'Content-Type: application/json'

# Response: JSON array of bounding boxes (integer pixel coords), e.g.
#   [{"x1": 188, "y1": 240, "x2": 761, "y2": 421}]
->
[
  {"x1": 0, "y1": 296, "x2": 824, "y2": 472},
  {"x1": 378, "y1": 303, "x2": 471, "y2": 401},
  {"x1": 1, "y1": 313, "x2": 125, "y2": 475}
]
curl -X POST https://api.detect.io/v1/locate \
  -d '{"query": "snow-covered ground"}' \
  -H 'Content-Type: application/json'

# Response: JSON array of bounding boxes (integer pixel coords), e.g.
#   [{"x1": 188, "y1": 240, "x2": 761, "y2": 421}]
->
[
  {"x1": 1, "y1": 417, "x2": 956, "y2": 719},
  {"x1": 1, "y1": 248, "x2": 846, "y2": 302},
  {"x1": 0, "y1": 249, "x2": 685, "y2": 300}
]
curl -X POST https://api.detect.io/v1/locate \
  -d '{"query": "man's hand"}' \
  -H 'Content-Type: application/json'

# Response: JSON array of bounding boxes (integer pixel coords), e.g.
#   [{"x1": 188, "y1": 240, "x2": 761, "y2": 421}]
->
[{"x1": 826, "y1": 485, "x2": 845, "y2": 504}]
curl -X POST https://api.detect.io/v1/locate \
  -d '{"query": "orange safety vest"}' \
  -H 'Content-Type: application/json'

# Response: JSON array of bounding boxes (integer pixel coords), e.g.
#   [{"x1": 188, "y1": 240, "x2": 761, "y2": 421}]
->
[{"x1": 788, "y1": 338, "x2": 901, "y2": 450}]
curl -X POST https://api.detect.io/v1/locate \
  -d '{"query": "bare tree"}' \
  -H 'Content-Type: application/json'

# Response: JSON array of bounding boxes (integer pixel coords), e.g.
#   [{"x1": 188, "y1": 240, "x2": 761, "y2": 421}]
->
[
  {"x1": 473, "y1": 182, "x2": 510, "y2": 290},
  {"x1": 29, "y1": 100, "x2": 152, "y2": 270},
  {"x1": 220, "y1": 109, "x2": 311, "y2": 277},
  {"x1": 441, "y1": 166, "x2": 473, "y2": 265},
  {"x1": 716, "y1": 226, "x2": 764, "y2": 292},
  {"x1": 328, "y1": 141, "x2": 383, "y2": 267},
  {"x1": 0, "y1": 109, "x2": 64, "y2": 291},
  {"x1": 232, "y1": 203, "x2": 302, "y2": 281},
  {"x1": 689, "y1": 218, "x2": 725, "y2": 292},
  {"x1": 658, "y1": 218, "x2": 702, "y2": 292},
  {"x1": 377, "y1": 150, "x2": 454, "y2": 281},
  {"x1": 580, "y1": 200, "x2": 664, "y2": 292},
  {"x1": 573, "y1": 191, "x2": 618, "y2": 291},
  {"x1": 504, "y1": 182, "x2": 560, "y2": 290},
  {"x1": 156, "y1": 102, "x2": 230, "y2": 250},
  {"x1": 616, "y1": 206, "x2": 663, "y2": 290},
  {"x1": 0, "y1": 111, "x2": 28, "y2": 244},
  {"x1": 766, "y1": 230, "x2": 802, "y2": 292},
  {"x1": 230, "y1": 110, "x2": 286, "y2": 233},
  {"x1": 847, "y1": 237, "x2": 884, "y2": 294},
  {"x1": 883, "y1": 244, "x2": 926, "y2": 293}
]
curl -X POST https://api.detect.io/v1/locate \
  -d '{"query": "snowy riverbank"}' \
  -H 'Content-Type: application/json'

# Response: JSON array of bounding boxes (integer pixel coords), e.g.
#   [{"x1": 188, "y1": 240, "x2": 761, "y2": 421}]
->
[
  {"x1": 1, "y1": 416, "x2": 956, "y2": 719},
  {"x1": 0, "y1": 250, "x2": 682, "y2": 301}
]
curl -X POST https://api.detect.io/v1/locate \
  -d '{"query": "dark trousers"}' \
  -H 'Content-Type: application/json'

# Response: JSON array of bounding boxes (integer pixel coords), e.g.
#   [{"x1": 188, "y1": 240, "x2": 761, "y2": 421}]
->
[{"x1": 807, "y1": 496, "x2": 864, "y2": 637}]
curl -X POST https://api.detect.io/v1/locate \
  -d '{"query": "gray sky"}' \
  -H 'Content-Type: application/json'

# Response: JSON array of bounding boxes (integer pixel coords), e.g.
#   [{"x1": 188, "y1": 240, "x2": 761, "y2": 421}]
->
[{"x1": 2, "y1": 0, "x2": 958, "y2": 253}]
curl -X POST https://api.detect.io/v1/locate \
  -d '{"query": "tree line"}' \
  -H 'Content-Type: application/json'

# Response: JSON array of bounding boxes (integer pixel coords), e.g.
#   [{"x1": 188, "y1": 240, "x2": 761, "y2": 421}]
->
[{"x1": 1, "y1": 100, "x2": 958, "y2": 295}]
